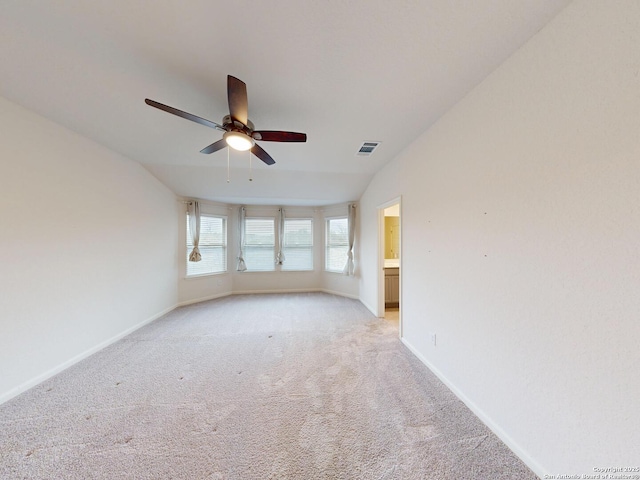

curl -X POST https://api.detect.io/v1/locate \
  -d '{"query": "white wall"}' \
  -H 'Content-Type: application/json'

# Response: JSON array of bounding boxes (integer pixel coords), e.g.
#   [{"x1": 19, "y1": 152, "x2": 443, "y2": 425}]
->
[
  {"x1": 0, "y1": 96, "x2": 179, "y2": 402},
  {"x1": 177, "y1": 202, "x2": 359, "y2": 304},
  {"x1": 359, "y1": 1, "x2": 640, "y2": 476}
]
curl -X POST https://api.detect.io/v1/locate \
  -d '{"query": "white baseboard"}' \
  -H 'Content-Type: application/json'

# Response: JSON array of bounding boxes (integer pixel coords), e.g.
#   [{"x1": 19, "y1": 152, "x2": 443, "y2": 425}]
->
[
  {"x1": 230, "y1": 288, "x2": 360, "y2": 300},
  {"x1": 178, "y1": 289, "x2": 360, "y2": 307},
  {"x1": 177, "y1": 291, "x2": 232, "y2": 307},
  {"x1": 358, "y1": 297, "x2": 378, "y2": 316},
  {"x1": 320, "y1": 289, "x2": 359, "y2": 300},
  {"x1": 400, "y1": 337, "x2": 545, "y2": 479},
  {"x1": 232, "y1": 288, "x2": 322, "y2": 296},
  {"x1": 0, "y1": 304, "x2": 177, "y2": 406}
]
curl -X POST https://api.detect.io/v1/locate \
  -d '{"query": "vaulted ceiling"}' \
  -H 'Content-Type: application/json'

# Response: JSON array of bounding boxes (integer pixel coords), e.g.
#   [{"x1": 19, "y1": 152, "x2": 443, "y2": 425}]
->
[{"x1": 1, "y1": 0, "x2": 571, "y2": 206}]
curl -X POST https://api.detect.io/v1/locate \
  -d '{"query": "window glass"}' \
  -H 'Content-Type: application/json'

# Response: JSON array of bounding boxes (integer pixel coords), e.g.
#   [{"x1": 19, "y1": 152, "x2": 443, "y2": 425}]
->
[
  {"x1": 245, "y1": 217, "x2": 276, "y2": 271},
  {"x1": 186, "y1": 214, "x2": 227, "y2": 276},
  {"x1": 282, "y1": 218, "x2": 313, "y2": 271},
  {"x1": 325, "y1": 217, "x2": 348, "y2": 272}
]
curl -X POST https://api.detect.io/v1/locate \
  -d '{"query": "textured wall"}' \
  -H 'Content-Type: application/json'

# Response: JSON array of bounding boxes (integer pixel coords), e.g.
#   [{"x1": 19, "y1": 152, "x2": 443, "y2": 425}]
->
[
  {"x1": 359, "y1": 1, "x2": 640, "y2": 475},
  {"x1": 0, "y1": 96, "x2": 179, "y2": 402}
]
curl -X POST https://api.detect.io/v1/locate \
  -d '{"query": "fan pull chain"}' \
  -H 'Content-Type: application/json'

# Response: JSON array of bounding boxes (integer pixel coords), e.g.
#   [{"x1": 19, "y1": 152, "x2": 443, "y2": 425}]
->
[
  {"x1": 249, "y1": 150, "x2": 253, "y2": 182},
  {"x1": 227, "y1": 147, "x2": 230, "y2": 183}
]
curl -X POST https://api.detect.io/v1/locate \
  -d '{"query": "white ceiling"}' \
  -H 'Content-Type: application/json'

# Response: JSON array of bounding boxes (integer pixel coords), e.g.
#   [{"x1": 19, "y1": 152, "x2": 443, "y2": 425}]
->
[{"x1": 1, "y1": 0, "x2": 571, "y2": 206}]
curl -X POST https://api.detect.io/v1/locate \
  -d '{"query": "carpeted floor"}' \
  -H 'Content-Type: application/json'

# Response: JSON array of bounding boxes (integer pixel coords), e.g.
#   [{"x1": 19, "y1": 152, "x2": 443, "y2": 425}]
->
[{"x1": 0, "y1": 293, "x2": 536, "y2": 479}]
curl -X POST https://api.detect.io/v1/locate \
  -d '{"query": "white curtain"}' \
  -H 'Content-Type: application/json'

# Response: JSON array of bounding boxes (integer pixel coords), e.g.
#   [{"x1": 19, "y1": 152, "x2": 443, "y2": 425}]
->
[
  {"x1": 237, "y1": 206, "x2": 247, "y2": 272},
  {"x1": 343, "y1": 203, "x2": 356, "y2": 275},
  {"x1": 188, "y1": 201, "x2": 202, "y2": 262},
  {"x1": 275, "y1": 207, "x2": 285, "y2": 265}
]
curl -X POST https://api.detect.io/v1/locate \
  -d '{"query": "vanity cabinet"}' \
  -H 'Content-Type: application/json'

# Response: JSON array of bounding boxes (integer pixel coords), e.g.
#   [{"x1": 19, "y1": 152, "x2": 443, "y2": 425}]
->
[{"x1": 385, "y1": 267, "x2": 399, "y2": 307}]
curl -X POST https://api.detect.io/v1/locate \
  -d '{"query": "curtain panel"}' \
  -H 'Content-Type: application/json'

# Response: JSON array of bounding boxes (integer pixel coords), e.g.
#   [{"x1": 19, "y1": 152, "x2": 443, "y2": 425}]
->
[
  {"x1": 236, "y1": 206, "x2": 247, "y2": 272},
  {"x1": 343, "y1": 203, "x2": 356, "y2": 276},
  {"x1": 275, "y1": 207, "x2": 285, "y2": 265},
  {"x1": 188, "y1": 201, "x2": 202, "y2": 262}
]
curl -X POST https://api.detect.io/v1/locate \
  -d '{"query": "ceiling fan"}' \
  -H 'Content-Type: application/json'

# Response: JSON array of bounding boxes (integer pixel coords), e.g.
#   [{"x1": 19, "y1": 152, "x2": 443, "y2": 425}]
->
[{"x1": 145, "y1": 75, "x2": 306, "y2": 165}]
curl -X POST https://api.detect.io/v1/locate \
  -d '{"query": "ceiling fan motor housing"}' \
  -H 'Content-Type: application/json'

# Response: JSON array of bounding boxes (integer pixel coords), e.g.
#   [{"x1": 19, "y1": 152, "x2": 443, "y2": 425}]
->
[{"x1": 222, "y1": 115, "x2": 255, "y2": 134}]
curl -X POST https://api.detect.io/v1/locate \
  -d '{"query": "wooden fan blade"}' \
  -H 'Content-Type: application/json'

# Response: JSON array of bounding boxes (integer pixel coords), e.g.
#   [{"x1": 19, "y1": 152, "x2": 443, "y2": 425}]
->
[
  {"x1": 227, "y1": 75, "x2": 248, "y2": 126},
  {"x1": 145, "y1": 99, "x2": 224, "y2": 131},
  {"x1": 251, "y1": 144, "x2": 275, "y2": 165},
  {"x1": 200, "y1": 139, "x2": 227, "y2": 154},
  {"x1": 252, "y1": 131, "x2": 307, "y2": 142}
]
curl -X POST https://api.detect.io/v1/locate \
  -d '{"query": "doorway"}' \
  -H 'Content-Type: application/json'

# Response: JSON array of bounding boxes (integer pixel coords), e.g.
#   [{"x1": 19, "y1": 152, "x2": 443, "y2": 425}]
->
[{"x1": 377, "y1": 197, "x2": 401, "y2": 337}]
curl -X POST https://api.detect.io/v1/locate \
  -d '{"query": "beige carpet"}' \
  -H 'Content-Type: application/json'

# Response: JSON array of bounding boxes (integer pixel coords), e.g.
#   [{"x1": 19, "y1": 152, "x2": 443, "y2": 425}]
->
[{"x1": 0, "y1": 293, "x2": 535, "y2": 479}]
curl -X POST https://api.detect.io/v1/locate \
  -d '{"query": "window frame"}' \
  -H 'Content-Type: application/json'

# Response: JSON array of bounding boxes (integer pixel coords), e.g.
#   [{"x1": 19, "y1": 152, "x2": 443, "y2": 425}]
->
[
  {"x1": 243, "y1": 216, "x2": 277, "y2": 272},
  {"x1": 185, "y1": 213, "x2": 227, "y2": 278},
  {"x1": 281, "y1": 217, "x2": 314, "y2": 272},
  {"x1": 324, "y1": 215, "x2": 349, "y2": 273}
]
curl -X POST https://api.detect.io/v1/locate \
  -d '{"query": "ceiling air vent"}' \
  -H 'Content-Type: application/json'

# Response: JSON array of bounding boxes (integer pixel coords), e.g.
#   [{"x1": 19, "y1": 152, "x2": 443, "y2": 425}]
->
[{"x1": 356, "y1": 141, "x2": 381, "y2": 156}]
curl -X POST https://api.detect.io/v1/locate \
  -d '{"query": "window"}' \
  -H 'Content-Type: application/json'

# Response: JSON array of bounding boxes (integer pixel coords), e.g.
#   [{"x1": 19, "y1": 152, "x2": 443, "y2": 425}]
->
[
  {"x1": 282, "y1": 218, "x2": 313, "y2": 271},
  {"x1": 325, "y1": 217, "x2": 348, "y2": 272},
  {"x1": 186, "y1": 214, "x2": 226, "y2": 276},
  {"x1": 244, "y1": 217, "x2": 275, "y2": 271}
]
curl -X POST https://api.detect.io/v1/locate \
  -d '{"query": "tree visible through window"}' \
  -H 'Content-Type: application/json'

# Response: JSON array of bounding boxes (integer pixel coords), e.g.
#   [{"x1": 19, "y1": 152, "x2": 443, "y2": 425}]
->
[
  {"x1": 325, "y1": 217, "x2": 348, "y2": 272},
  {"x1": 186, "y1": 214, "x2": 226, "y2": 276}
]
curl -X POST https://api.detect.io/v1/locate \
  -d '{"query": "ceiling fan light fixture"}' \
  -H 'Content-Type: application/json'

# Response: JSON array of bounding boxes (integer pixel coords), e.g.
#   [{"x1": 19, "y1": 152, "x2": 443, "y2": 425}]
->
[{"x1": 224, "y1": 131, "x2": 255, "y2": 151}]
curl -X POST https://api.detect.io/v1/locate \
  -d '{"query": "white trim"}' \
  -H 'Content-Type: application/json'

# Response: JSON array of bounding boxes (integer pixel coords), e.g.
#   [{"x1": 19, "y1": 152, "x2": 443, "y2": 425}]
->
[
  {"x1": 180, "y1": 289, "x2": 358, "y2": 305},
  {"x1": 232, "y1": 288, "x2": 321, "y2": 296},
  {"x1": 324, "y1": 216, "x2": 349, "y2": 273},
  {"x1": 177, "y1": 291, "x2": 232, "y2": 307},
  {"x1": 0, "y1": 304, "x2": 176, "y2": 406},
  {"x1": 183, "y1": 271, "x2": 228, "y2": 280},
  {"x1": 376, "y1": 207, "x2": 385, "y2": 317},
  {"x1": 243, "y1": 216, "x2": 276, "y2": 272},
  {"x1": 185, "y1": 212, "x2": 228, "y2": 277},
  {"x1": 229, "y1": 288, "x2": 359, "y2": 300},
  {"x1": 378, "y1": 196, "x2": 402, "y2": 334},
  {"x1": 321, "y1": 289, "x2": 359, "y2": 300},
  {"x1": 281, "y1": 217, "x2": 314, "y2": 272},
  {"x1": 400, "y1": 337, "x2": 545, "y2": 479},
  {"x1": 359, "y1": 297, "x2": 378, "y2": 316}
]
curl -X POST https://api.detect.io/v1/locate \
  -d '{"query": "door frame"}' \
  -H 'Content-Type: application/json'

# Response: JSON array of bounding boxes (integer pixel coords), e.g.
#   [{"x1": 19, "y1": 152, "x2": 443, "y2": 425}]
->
[{"x1": 377, "y1": 196, "x2": 402, "y2": 338}]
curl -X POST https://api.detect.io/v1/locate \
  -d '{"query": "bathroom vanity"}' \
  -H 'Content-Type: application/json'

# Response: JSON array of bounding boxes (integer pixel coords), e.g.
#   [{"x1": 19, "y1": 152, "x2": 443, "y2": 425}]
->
[{"x1": 384, "y1": 259, "x2": 399, "y2": 307}]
